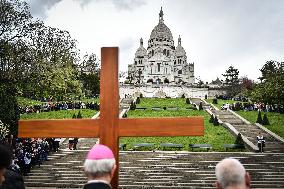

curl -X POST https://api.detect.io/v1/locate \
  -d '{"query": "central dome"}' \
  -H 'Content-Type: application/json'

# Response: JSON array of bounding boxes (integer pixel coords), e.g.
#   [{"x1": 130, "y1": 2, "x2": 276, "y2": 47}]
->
[
  {"x1": 150, "y1": 22, "x2": 173, "y2": 40},
  {"x1": 149, "y1": 7, "x2": 173, "y2": 41}
]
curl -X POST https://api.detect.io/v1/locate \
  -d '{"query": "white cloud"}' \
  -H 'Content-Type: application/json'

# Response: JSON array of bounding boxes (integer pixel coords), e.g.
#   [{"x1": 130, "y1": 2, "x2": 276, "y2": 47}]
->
[{"x1": 27, "y1": 0, "x2": 284, "y2": 82}]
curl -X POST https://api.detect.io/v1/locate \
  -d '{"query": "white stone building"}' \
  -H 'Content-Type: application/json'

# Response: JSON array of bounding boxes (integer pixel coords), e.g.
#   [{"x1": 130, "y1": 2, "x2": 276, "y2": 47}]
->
[{"x1": 128, "y1": 7, "x2": 194, "y2": 85}]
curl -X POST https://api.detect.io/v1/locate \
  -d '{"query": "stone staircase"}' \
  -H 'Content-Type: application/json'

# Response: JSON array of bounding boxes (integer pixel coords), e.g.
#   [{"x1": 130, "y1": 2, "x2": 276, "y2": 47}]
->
[
  {"x1": 190, "y1": 98, "x2": 211, "y2": 110},
  {"x1": 25, "y1": 138, "x2": 284, "y2": 188},
  {"x1": 210, "y1": 109, "x2": 284, "y2": 153}
]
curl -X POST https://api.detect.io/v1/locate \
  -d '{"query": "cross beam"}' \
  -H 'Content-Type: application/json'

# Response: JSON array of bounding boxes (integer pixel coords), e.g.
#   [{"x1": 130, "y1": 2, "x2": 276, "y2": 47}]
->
[{"x1": 19, "y1": 47, "x2": 204, "y2": 189}]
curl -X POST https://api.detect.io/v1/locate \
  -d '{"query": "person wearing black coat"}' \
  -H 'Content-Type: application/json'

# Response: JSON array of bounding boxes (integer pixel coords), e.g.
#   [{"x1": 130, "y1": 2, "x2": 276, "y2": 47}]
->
[{"x1": 0, "y1": 169, "x2": 25, "y2": 189}]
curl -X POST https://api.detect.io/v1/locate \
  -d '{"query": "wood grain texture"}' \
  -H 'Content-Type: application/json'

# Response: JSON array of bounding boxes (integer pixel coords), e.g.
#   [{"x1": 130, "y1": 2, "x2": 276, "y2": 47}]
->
[
  {"x1": 99, "y1": 47, "x2": 119, "y2": 189},
  {"x1": 119, "y1": 117, "x2": 204, "y2": 136},
  {"x1": 18, "y1": 119, "x2": 99, "y2": 138}
]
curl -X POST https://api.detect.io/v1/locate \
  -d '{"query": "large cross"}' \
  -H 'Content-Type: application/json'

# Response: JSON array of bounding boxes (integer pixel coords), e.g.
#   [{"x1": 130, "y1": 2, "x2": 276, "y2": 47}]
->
[{"x1": 19, "y1": 47, "x2": 204, "y2": 189}]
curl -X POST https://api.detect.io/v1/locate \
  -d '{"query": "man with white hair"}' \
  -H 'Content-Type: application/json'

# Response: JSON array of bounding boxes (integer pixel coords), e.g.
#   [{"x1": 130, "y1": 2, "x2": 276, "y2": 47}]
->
[
  {"x1": 215, "y1": 158, "x2": 251, "y2": 189},
  {"x1": 83, "y1": 144, "x2": 116, "y2": 189}
]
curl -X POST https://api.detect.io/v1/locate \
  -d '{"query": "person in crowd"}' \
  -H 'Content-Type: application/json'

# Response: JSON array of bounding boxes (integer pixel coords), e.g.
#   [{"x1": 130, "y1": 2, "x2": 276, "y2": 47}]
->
[
  {"x1": 215, "y1": 158, "x2": 251, "y2": 189},
  {"x1": 257, "y1": 132, "x2": 265, "y2": 153},
  {"x1": 83, "y1": 144, "x2": 116, "y2": 189},
  {"x1": 73, "y1": 138, "x2": 79, "y2": 150},
  {"x1": 0, "y1": 144, "x2": 12, "y2": 186},
  {"x1": 68, "y1": 138, "x2": 74, "y2": 150}
]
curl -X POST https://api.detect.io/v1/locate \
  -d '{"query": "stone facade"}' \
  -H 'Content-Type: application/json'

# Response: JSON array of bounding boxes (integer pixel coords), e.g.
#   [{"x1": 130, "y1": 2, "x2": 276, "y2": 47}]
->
[{"x1": 128, "y1": 7, "x2": 194, "y2": 85}]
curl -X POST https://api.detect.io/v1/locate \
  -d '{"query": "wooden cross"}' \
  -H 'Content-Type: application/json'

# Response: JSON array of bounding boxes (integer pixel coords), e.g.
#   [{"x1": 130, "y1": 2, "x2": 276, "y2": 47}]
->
[{"x1": 19, "y1": 47, "x2": 204, "y2": 189}]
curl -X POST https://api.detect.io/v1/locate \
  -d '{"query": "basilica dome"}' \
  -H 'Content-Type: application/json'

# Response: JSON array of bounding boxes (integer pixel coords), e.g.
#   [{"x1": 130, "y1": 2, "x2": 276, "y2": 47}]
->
[
  {"x1": 149, "y1": 8, "x2": 173, "y2": 41},
  {"x1": 175, "y1": 35, "x2": 186, "y2": 57},
  {"x1": 150, "y1": 22, "x2": 173, "y2": 41},
  {"x1": 135, "y1": 38, "x2": 147, "y2": 57}
]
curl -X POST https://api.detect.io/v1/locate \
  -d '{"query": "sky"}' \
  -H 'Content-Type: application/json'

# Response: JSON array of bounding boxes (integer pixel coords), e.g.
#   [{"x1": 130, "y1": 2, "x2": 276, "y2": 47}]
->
[{"x1": 26, "y1": 0, "x2": 284, "y2": 83}]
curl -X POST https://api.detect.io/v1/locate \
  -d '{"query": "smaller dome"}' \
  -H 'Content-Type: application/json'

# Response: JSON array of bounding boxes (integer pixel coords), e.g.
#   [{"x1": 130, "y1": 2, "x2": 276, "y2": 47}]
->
[
  {"x1": 175, "y1": 35, "x2": 186, "y2": 57},
  {"x1": 135, "y1": 38, "x2": 147, "y2": 57}
]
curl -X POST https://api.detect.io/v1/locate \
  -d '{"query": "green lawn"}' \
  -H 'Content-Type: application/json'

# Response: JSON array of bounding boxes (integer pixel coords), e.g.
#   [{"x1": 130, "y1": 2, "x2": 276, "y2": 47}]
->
[
  {"x1": 120, "y1": 109, "x2": 236, "y2": 151},
  {"x1": 136, "y1": 98, "x2": 192, "y2": 108},
  {"x1": 236, "y1": 111, "x2": 284, "y2": 138},
  {"x1": 20, "y1": 109, "x2": 98, "y2": 120}
]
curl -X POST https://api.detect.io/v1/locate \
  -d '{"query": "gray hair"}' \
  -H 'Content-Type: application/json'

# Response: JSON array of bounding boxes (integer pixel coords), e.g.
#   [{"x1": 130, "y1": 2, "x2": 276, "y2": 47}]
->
[
  {"x1": 215, "y1": 158, "x2": 246, "y2": 188},
  {"x1": 84, "y1": 158, "x2": 115, "y2": 177}
]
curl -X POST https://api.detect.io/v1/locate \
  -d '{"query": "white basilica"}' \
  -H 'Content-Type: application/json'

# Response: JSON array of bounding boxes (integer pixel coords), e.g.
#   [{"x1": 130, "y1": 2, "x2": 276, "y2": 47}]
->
[{"x1": 128, "y1": 7, "x2": 195, "y2": 85}]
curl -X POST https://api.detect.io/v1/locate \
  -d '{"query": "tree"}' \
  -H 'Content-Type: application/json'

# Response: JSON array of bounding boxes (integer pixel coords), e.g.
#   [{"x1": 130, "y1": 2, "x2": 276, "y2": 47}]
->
[
  {"x1": 136, "y1": 97, "x2": 140, "y2": 104},
  {"x1": 262, "y1": 113, "x2": 270, "y2": 125},
  {"x1": 213, "y1": 116, "x2": 219, "y2": 126},
  {"x1": 256, "y1": 111, "x2": 262, "y2": 124},
  {"x1": 77, "y1": 111, "x2": 82, "y2": 119},
  {"x1": 199, "y1": 102, "x2": 203, "y2": 110},
  {"x1": 251, "y1": 61, "x2": 284, "y2": 105},
  {"x1": 186, "y1": 98, "x2": 190, "y2": 104},
  {"x1": 0, "y1": 83, "x2": 20, "y2": 135},
  {"x1": 209, "y1": 114, "x2": 214, "y2": 123},
  {"x1": 235, "y1": 133, "x2": 245, "y2": 149},
  {"x1": 79, "y1": 53, "x2": 100, "y2": 97},
  {"x1": 222, "y1": 66, "x2": 240, "y2": 97}
]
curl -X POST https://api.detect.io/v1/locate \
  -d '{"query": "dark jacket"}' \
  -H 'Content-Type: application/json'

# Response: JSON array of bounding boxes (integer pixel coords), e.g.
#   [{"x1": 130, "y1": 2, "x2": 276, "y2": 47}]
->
[
  {"x1": 83, "y1": 182, "x2": 111, "y2": 189},
  {"x1": 0, "y1": 169, "x2": 25, "y2": 189}
]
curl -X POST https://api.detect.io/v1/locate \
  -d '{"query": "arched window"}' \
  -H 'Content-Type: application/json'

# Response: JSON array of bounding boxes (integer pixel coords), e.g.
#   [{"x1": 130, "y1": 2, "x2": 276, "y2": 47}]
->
[
  {"x1": 163, "y1": 49, "x2": 166, "y2": 55},
  {"x1": 167, "y1": 50, "x2": 169, "y2": 56},
  {"x1": 178, "y1": 70, "x2": 182, "y2": 74}
]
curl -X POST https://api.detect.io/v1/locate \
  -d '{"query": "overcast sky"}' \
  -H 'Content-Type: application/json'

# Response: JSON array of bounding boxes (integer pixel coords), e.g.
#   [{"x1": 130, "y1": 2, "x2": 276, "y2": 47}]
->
[{"x1": 26, "y1": 0, "x2": 284, "y2": 82}]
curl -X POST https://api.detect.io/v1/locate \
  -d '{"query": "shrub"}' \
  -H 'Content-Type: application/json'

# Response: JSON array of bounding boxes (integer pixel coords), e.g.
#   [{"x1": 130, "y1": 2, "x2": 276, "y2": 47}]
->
[
  {"x1": 77, "y1": 111, "x2": 82, "y2": 119},
  {"x1": 235, "y1": 133, "x2": 245, "y2": 149},
  {"x1": 94, "y1": 102, "x2": 100, "y2": 111},
  {"x1": 205, "y1": 95, "x2": 208, "y2": 99},
  {"x1": 140, "y1": 93, "x2": 143, "y2": 98},
  {"x1": 209, "y1": 114, "x2": 214, "y2": 123},
  {"x1": 262, "y1": 113, "x2": 270, "y2": 125},
  {"x1": 136, "y1": 97, "x2": 140, "y2": 104},
  {"x1": 181, "y1": 94, "x2": 185, "y2": 98},
  {"x1": 0, "y1": 83, "x2": 19, "y2": 135},
  {"x1": 213, "y1": 116, "x2": 219, "y2": 126},
  {"x1": 130, "y1": 101, "x2": 136, "y2": 110},
  {"x1": 256, "y1": 111, "x2": 262, "y2": 124},
  {"x1": 186, "y1": 98, "x2": 190, "y2": 104},
  {"x1": 72, "y1": 113, "x2": 77, "y2": 119},
  {"x1": 212, "y1": 98, "x2": 218, "y2": 104},
  {"x1": 199, "y1": 102, "x2": 203, "y2": 110}
]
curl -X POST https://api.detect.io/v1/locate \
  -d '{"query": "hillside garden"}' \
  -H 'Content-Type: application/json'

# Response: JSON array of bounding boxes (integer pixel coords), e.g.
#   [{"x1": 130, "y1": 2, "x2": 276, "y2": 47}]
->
[{"x1": 120, "y1": 98, "x2": 236, "y2": 151}]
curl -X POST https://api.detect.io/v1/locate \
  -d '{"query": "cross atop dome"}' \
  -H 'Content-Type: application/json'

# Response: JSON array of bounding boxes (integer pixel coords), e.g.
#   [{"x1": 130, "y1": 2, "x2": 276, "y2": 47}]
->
[
  {"x1": 159, "y1": 7, "x2": 164, "y2": 23},
  {"x1": 178, "y1": 35, "x2": 181, "y2": 46}
]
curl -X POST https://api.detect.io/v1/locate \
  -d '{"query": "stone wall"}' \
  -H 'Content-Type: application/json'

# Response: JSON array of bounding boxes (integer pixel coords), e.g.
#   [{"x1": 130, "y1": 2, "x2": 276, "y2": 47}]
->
[{"x1": 120, "y1": 84, "x2": 209, "y2": 98}]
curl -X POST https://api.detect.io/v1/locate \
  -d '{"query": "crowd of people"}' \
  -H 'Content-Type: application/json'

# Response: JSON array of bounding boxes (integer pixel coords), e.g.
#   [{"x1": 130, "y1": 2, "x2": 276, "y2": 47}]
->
[
  {"x1": 1, "y1": 137, "x2": 62, "y2": 177},
  {"x1": 220, "y1": 101, "x2": 284, "y2": 113},
  {"x1": 20, "y1": 101, "x2": 100, "y2": 114}
]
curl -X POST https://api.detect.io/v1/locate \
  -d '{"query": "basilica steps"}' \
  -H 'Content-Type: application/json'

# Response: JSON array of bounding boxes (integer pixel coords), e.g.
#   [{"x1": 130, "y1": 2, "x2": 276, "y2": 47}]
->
[
  {"x1": 25, "y1": 138, "x2": 284, "y2": 189},
  {"x1": 209, "y1": 109, "x2": 284, "y2": 153}
]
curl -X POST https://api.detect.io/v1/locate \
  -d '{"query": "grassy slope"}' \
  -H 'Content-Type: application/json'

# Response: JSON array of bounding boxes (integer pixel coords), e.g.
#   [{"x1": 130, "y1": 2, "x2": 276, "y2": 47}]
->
[
  {"x1": 236, "y1": 111, "x2": 284, "y2": 138},
  {"x1": 20, "y1": 109, "x2": 98, "y2": 120},
  {"x1": 120, "y1": 98, "x2": 235, "y2": 151}
]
